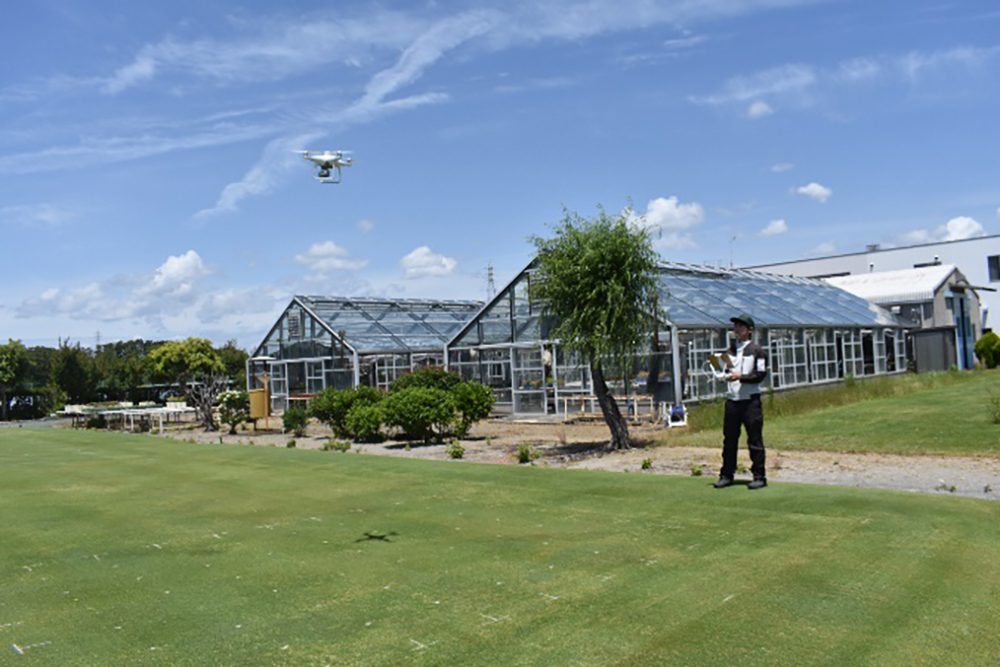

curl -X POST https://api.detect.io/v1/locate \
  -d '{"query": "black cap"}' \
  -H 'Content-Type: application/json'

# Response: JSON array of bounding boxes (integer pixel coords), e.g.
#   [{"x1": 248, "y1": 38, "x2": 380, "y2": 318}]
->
[{"x1": 730, "y1": 313, "x2": 755, "y2": 329}]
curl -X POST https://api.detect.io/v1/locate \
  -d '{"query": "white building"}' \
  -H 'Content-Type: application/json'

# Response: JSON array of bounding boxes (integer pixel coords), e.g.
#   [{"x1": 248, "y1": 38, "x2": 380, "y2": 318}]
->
[
  {"x1": 825, "y1": 265, "x2": 982, "y2": 370},
  {"x1": 747, "y1": 235, "x2": 1000, "y2": 332}
]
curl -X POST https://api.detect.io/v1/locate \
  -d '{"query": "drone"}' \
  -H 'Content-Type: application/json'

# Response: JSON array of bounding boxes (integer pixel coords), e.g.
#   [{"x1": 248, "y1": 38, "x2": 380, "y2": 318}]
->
[{"x1": 298, "y1": 150, "x2": 353, "y2": 184}]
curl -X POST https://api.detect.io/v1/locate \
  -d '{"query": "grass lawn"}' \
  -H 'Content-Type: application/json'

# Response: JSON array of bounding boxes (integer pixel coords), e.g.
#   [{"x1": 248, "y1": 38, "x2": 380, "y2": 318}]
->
[
  {"x1": 2, "y1": 429, "x2": 998, "y2": 664},
  {"x1": 664, "y1": 370, "x2": 1000, "y2": 456}
]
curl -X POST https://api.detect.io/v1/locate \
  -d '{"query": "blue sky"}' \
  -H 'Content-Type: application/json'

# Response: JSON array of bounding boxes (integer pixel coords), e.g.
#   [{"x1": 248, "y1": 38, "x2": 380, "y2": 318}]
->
[{"x1": 2, "y1": 0, "x2": 998, "y2": 349}]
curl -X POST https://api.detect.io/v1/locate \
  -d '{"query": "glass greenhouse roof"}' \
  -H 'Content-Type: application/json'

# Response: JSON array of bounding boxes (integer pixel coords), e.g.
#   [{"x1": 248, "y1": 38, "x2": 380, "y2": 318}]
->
[
  {"x1": 297, "y1": 296, "x2": 482, "y2": 353},
  {"x1": 655, "y1": 263, "x2": 903, "y2": 328}
]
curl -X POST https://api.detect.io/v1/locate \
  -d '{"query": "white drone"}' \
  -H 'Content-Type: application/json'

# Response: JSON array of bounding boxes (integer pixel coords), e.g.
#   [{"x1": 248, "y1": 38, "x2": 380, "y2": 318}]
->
[{"x1": 298, "y1": 150, "x2": 353, "y2": 184}]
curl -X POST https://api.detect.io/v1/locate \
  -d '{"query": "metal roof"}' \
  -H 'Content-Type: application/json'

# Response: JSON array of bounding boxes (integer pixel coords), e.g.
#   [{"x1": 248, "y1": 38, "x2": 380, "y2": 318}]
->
[{"x1": 823, "y1": 265, "x2": 958, "y2": 305}]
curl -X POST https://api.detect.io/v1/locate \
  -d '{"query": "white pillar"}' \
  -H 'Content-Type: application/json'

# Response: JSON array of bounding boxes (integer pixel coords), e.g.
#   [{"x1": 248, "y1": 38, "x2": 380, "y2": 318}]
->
[{"x1": 670, "y1": 325, "x2": 682, "y2": 406}]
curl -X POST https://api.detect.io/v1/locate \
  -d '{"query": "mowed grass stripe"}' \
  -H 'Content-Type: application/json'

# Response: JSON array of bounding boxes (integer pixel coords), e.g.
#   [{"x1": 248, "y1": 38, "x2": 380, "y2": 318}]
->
[{"x1": 2, "y1": 429, "x2": 998, "y2": 664}]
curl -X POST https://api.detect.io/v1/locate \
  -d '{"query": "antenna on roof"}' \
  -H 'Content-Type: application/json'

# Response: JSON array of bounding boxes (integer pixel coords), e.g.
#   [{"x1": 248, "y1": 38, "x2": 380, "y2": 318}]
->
[{"x1": 486, "y1": 262, "x2": 496, "y2": 301}]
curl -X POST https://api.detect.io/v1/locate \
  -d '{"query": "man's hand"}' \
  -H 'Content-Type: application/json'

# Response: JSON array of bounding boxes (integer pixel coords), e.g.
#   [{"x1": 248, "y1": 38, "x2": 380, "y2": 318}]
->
[{"x1": 729, "y1": 371, "x2": 742, "y2": 381}]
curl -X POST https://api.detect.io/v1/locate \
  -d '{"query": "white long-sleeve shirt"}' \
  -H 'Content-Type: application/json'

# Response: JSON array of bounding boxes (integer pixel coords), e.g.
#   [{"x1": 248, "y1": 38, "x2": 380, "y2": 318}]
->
[{"x1": 715, "y1": 339, "x2": 768, "y2": 401}]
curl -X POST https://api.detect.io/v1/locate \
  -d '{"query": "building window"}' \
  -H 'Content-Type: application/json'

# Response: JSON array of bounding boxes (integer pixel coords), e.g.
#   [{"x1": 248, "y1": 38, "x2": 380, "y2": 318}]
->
[{"x1": 988, "y1": 255, "x2": 1000, "y2": 282}]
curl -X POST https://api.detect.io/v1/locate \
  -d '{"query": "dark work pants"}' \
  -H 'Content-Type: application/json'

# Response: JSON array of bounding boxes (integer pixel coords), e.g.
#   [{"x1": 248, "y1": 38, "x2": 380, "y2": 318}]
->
[{"x1": 721, "y1": 394, "x2": 766, "y2": 480}]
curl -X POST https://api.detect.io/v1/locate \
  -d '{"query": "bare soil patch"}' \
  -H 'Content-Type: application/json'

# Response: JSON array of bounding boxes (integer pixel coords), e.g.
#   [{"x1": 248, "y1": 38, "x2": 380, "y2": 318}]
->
[{"x1": 162, "y1": 418, "x2": 999, "y2": 501}]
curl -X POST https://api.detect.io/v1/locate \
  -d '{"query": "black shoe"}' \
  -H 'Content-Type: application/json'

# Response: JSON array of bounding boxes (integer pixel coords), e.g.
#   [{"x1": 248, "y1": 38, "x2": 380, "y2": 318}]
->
[
  {"x1": 713, "y1": 476, "x2": 734, "y2": 489},
  {"x1": 748, "y1": 479, "x2": 767, "y2": 490}
]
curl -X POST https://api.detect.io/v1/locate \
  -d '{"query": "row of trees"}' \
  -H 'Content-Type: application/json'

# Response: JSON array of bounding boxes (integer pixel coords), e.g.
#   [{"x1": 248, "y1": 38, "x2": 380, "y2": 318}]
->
[{"x1": 0, "y1": 337, "x2": 248, "y2": 421}]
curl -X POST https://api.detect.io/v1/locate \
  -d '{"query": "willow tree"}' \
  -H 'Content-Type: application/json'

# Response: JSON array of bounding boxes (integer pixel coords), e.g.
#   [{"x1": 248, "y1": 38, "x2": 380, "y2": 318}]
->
[{"x1": 531, "y1": 206, "x2": 659, "y2": 450}]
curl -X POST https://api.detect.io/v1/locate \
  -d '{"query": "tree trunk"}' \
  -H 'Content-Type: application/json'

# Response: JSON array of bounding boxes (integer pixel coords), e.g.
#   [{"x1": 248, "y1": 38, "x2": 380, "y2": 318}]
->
[
  {"x1": 591, "y1": 360, "x2": 630, "y2": 450},
  {"x1": 0, "y1": 385, "x2": 7, "y2": 422}
]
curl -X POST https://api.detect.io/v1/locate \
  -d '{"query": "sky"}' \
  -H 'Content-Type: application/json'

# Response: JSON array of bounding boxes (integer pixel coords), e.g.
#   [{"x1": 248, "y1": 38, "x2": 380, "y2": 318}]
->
[{"x1": 2, "y1": 0, "x2": 999, "y2": 351}]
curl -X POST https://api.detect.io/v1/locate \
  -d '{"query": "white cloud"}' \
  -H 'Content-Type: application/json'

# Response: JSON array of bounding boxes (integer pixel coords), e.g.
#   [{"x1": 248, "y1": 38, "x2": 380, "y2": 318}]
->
[
  {"x1": 770, "y1": 163, "x2": 794, "y2": 173},
  {"x1": 795, "y1": 182, "x2": 832, "y2": 203},
  {"x1": 0, "y1": 203, "x2": 75, "y2": 227},
  {"x1": 641, "y1": 196, "x2": 705, "y2": 231},
  {"x1": 356, "y1": 219, "x2": 375, "y2": 233},
  {"x1": 807, "y1": 241, "x2": 836, "y2": 256},
  {"x1": 900, "y1": 216, "x2": 986, "y2": 245},
  {"x1": 747, "y1": 100, "x2": 774, "y2": 118},
  {"x1": 400, "y1": 246, "x2": 457, "y2": 278},
  {"x1": 17, "y1": 250, "x2": 211, "y2": 324},
  {"x1": 759, "y1": 219, "x2": 788, "y2": 236},
  {"x1": 898, "y1": 46, "x2": 994, "y2": 83},
  {"x1": 691, "y1": 46, "x2": 1000, "y2": 114},
  {"x1": 102, "y1": 55, "x2": 157, "y2": 94},
  {"x1": 995, "y1": 206, "x2": 1000, "y2": 217},
  {"x1": 196, "y1": 286, "x2": 286, "y2": 324},
  {"x1": 197, "y1": 13, "x2": 494, "y2": 216},
  {"x1": 942, "y1": 216, "x2": 984, "y2": 240},
  {"x1": 195, "y1": 133, "x2": 319, "y2": 219},
  {"x1": 835, "y1": 57, "x2": 881, "y2": 82},
  {"x1": 630, "y1": 196, "x2": 705, "y2": 250},
  {"x1": 135, "y1": 250, "x2": 210, "y2": 299},
  {"x1": 691, "y1": 64, "x2": 817, "y2": 105},
  {"x1": 663, "y1": 34, "x2": 707, "y2": 51},
  {"x1": 294, "y1": 241, "x2": 369, "y2": 272}
]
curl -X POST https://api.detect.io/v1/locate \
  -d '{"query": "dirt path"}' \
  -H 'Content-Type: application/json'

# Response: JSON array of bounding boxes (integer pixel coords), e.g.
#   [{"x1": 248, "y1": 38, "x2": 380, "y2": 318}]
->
[{"x1": 162, "y1": 419, "x2": 1000, "y2": 501}]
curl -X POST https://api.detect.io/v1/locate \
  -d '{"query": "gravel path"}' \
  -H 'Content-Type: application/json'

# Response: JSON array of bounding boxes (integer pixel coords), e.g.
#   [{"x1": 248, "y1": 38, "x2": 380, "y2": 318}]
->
[{"x1": 159, "y1": 420, "x2": 1000, "y2": 501}]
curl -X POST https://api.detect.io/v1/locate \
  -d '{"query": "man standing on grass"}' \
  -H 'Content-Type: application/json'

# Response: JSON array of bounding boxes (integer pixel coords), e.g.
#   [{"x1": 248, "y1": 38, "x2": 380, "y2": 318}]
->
[{"x1": 714, "y1": 313, "x2": 768, "y2": 490}]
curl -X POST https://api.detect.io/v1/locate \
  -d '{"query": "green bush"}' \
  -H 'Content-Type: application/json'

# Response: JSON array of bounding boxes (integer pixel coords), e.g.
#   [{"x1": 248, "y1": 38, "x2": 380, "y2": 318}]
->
[
  {"x1": 322, "y1": 437, "x2": 351, "y2": 452},
  {"x1": 974, "y1": 331, "x2": 1000, "y2": 369},
  {"x1": 345, "y1": 403, "x2": 385, "y2": 442},
  {"x1": 389, "y1": 367, "x2": 463, "y2": 393},
  {"x1": 309, "y1": 386, "x2": 383, "y2": 436},
  {"x1": 446, "y1": 441, "x2": 465, "y2": 459},
  {"x1": 451, "y1": 381, "x2": 495, "y2": 437},
  {"x1": 517, "y1": 443, "x2": 540, "y2": 464},
  {"x1": 383, "y1": 387, "x2": 456, "y2": 443},
  {"x1": 218, "y1": 390, "x2": 251, "y2": 435},
  {"x1": 282, "y1": 406, "x2": 308, "y2": 437}
]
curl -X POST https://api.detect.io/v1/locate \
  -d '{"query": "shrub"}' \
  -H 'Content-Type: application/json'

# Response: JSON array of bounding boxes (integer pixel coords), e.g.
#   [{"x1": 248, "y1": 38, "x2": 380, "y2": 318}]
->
[
  {"x1": 389, "y1": 367, "x2": 463, "y2": 393},
  {"x1": 282, "y1": 406, "x2": 308, "y2": 437},
  {"x1": 322, "y1": 437, "x2": 351, "y2": 452},
  {"x1": 310, "y1": 386, "x2": 383, "y2": 436},
  {"x1": 641, "y1": 458, "x2": 653, "y2": 470},
  {"x1": 974, "y1": 331, "x2": 1000, "y2": 369},
  {"x1": 517, "y1": 443, "x2": 540, "y2": 464},
  {"x1": 345, "y1": 403, "x2": 385, "y2": 442},
  {"x1": 383, "y1": 387, "x2": 456, "y2": 443},
  {"x1": 446, "y1": 442, "x2": 465, "y2": 459},
  {"x1": 218, "y1": 390, "x2": 251, "y2": 435},
  {"x1": 452, "y1": 381, "x2": 495, "y2": 436},
  {"x1": 286, "y1": 439, "x2": 296, "y2": 448}
]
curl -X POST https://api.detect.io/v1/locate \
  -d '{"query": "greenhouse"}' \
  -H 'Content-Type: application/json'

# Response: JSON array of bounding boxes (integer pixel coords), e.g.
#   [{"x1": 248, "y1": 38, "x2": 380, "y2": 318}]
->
[
  {"x1": 445, "y1": 261, "x2": 913, "y2": 417},
  {"x1": 249, "y1": 296, "x2": 481, "y2": 413}
]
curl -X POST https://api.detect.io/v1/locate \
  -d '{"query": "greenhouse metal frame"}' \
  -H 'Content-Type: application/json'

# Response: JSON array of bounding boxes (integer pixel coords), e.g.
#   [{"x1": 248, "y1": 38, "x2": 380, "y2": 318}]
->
[
  {"x1": 444, "y1": 261, "x2": 913, "y2": 417},
  {"x1": 249, "y1": 296, "x2": 482, "y2": 413}
]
